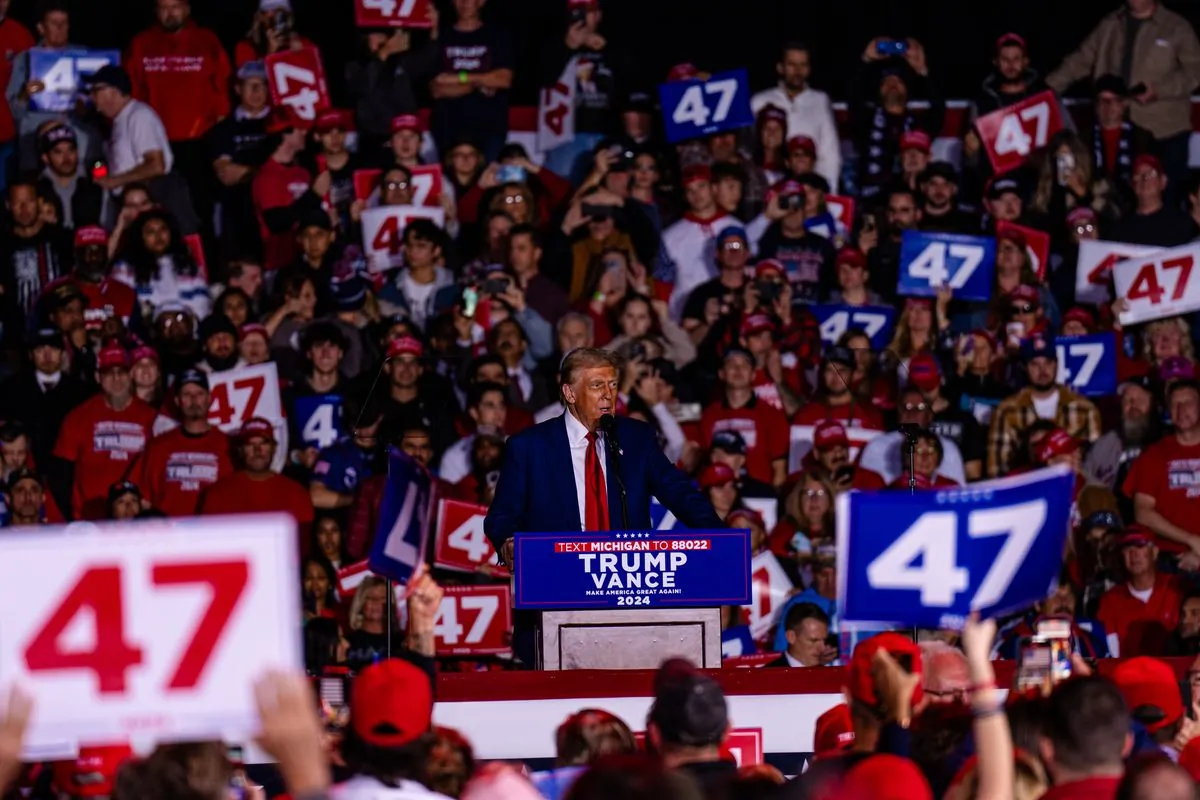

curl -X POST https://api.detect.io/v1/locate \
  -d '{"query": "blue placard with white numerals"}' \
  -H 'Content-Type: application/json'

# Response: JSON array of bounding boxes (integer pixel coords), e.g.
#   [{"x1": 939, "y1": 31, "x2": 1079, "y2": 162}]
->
[
  {"x1": 1055, "y1": 333, "x2": 1117, "y2": 397},
  {"x1": 811, "y1": 304, "x2": 897, "y2": 350},
  {"x1": 897, "y1": 230, "x2": 996, "y2": 301},
  {"x1": 658, "y1": 69, "x2": 754, "y2": 144},
  {"x1": 836, "y1": 466, "x2": 1074, "y2": 629},
  {"x1": 294, "y1": 393, "x2": 344, "y2": 449},
  {"x1": 29, "y1": 48, "x2": 119, "y2": 113},
  {"x1": 513, "y1": 529, "x2": 751, "y2": 609}
]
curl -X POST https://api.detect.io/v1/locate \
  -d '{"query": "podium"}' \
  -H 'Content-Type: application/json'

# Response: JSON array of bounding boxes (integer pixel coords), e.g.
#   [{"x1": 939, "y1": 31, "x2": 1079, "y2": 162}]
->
[
  {"x1": 538, "y1": 608, "x2": 723, "y2": 670},
  {"x1": 513, "y1": 528, "x2": 751, "y2": 671}
]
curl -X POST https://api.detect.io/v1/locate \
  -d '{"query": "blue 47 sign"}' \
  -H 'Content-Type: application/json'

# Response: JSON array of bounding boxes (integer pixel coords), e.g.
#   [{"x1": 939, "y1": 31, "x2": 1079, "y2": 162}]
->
[
  {"x1": 1055, "y1": 333, "x2": 1117, "y2": 397},
  {"x1": 29, "y1": 48, "x2": 120, "y2": 113},
  {"x1": 898, "y1": 231, "x2": 995, "y2": 301},
  {"x1": 811, "y1": 304, "x2": 896, "y2": 350},
  {"x1": 659, "y1": 69, "x2": 753, "y2": 144},
  {"x1": 836, "y1": 466, "x2": 1074, "y2": 628},
  {"x1": 293, "y1": 394, "x2": 344, "y2": 449}
]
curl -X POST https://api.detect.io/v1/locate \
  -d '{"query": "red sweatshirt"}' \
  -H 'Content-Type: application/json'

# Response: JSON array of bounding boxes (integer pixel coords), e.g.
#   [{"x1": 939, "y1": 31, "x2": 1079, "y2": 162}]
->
[
  {"x1": 0, "y1": 18, "x2": 34, "y2": 144},
  {"x1": 126, "y1": 21, "x2": 232, "y2": 141}
]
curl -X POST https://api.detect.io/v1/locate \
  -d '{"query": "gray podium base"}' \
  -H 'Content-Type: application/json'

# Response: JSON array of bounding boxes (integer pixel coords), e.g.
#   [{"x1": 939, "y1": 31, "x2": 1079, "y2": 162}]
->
[{"x1": 538, "y1": 608, "x2": 722, "y2": 670}]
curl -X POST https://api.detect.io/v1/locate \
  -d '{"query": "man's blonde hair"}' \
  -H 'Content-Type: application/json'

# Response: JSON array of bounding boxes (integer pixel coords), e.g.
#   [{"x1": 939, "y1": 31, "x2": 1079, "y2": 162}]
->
[{"x1": 559, "y1": 347, "x2": 623, "y2": 400}]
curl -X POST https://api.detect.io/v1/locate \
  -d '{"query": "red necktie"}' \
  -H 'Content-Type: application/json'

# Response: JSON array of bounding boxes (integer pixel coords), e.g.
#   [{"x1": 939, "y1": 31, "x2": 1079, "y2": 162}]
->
[{"x1": 584, "y1": 431, "x2": 610, "y2": 531}]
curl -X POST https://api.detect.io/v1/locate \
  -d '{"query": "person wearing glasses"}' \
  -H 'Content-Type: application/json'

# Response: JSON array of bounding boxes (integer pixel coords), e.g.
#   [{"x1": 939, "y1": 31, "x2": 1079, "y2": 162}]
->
[
  {"x1": 1112, "y1": 153, "x2": 1196, "y2": 246},
  {"x1": 889, "y1": 428, "x2": 958, "y2": 489},
  {"x1": 859, "y1": 386, "x2": 967, "y2": 485}
]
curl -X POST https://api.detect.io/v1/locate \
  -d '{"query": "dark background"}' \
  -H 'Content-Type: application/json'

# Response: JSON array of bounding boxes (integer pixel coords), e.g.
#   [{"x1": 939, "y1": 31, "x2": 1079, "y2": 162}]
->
[{"x1": 11, "y1": 0, "x2": 1200, "y2": 105}]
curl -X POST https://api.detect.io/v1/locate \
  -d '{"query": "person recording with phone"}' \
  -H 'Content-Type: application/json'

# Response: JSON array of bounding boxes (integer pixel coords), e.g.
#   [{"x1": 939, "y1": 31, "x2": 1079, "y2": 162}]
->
[
  {"x1": 235, "y1": 0, "x2": 313, "y2": 66},
  {"x1": 750, "y1": 179, "x2": 835, "y2": 305}
]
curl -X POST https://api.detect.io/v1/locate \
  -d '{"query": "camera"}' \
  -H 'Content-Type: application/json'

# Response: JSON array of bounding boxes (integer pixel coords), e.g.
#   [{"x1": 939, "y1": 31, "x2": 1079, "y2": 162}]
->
[
  {"x1": 780, "y1": 191, "x2": 805, "y2": 211},
  {"x1": 582, "y1": 202, "x2": 615, "y2": 220},
  {"x1": 270, "y1": 9, "x2": 292, "y2": 36},
  {"x1": 495, "y1": 164, "x2": 527, "y2": 185},
  {"x1": 569, "y1": 6, "x2": 589, "y2": 25},
  {"x1": 876, "y1": 39, "x2": 908, "y2": 57},
  {"x1": 755, "y1": 281, "x2": 782, "y2": 303},
  {"x1": 481, "y1": 277, "x2": 511, "y2": 295}
]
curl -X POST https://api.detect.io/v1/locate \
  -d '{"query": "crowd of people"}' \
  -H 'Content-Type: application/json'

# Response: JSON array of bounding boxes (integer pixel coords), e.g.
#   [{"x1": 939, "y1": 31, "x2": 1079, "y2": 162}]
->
[{"x1": 4, "y1": 0, "x2": 1200, "y2": 795}]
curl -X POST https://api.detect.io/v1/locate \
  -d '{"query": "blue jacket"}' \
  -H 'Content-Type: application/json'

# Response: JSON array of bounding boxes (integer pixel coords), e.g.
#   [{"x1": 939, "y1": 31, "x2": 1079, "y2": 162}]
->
[{"x1": 484, "y1": 412, "x2": 722, "y2": 547}]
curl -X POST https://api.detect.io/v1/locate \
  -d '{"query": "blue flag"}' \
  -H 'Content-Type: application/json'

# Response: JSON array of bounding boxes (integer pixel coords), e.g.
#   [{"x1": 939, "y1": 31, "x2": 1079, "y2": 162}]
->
[
  {"x1": 837, "y1": 466, "x2": 1075, "y2": 629},
  {"x1": 368, "y1": 447, "x2": 433, "y2": 584}
]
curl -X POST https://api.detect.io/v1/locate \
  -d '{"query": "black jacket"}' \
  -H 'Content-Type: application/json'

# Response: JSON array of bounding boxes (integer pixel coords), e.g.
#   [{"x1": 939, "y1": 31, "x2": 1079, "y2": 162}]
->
[
  {"x1": 0, "y1": 369, "x2": 90, "y2": 474},
  {"x1": 37, "y1": 173, "x2": 107, "y2": 231}
]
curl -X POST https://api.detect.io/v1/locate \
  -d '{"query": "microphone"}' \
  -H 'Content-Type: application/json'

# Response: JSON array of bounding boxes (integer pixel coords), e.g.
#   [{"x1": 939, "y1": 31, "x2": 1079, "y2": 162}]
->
[
  {"x1": 597, "y1": 413, "x2": 630, "y2": 530},
  {"x1": 598, "y1": 412, "x2": 616, "y2": 435}
]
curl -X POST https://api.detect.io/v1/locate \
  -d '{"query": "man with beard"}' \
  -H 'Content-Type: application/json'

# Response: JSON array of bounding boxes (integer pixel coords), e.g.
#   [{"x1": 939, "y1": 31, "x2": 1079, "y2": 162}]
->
[
  {"x1": 859, "y1": 185, "x2": 921, "y2": 302},
  {"x1": 988, "y1": 334, "x2": 1101, "y2": 477},
  {"x1": 0, "y1": 178, "x2": 70, "y2": 338},
  {"x1": 1085, "y1": 376, "x2": 1160, "y2": 496},
  {"x1": 489, "y1": 317, "x2": 550, "y2": 412},
  {"x1": 917, "y1": 162, "x2": 977, "y2": 233},
  {"x1": 133, "y1": 369, "x2": 232, "y2": 516},
  {"x1": 41, "y1": 225, "x2": 139, "y2": 337},
  {"x1": 196, "y1": 313, "x2": 244, "y2": 373},
  {"x1": 852, "y1": 38, "x2": 943, "y2": 203},
  {"x1": 6, "y1": 467, "x2": 54, "y2": 527},
  {"x1": 452, "y1": 424, "x2": 504, "y2": 505},
  {"x1": 36, "y1": 121, "x2": 107, "y2": 229}
]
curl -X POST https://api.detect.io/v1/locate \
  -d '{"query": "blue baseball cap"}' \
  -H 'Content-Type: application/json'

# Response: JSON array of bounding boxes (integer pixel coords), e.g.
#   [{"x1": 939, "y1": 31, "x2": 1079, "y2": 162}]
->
[
  {"x1": 716, "y1": 226, "x2": 747, "y2": 247},
  {"x1": 1019, "y1": 334, "x2": 1057, "y2": 364}
]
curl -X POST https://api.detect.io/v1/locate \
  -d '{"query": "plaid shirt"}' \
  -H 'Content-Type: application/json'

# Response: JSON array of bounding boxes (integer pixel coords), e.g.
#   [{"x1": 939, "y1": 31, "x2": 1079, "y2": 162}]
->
[{"x1": 987, "y1": 386, "x2": 1101, "y2": 478}]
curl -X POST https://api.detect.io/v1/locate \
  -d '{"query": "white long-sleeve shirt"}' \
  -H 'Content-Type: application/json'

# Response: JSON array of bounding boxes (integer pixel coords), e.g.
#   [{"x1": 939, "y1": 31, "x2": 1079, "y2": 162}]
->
[{"x1": 750, "y1": 84, "x2": 841, "y2": 192}]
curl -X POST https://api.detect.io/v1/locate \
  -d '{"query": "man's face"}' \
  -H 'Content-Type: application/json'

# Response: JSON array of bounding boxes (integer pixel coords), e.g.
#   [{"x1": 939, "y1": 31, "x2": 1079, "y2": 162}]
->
[
  {"x1": 710, "y1": 448, "x2": 746, "y2": 474},
  {"x1": 1127, "y1": 0, "x2": 1156, "y2": 17},
  {"x1": 472, "y1": 437, "x2": 502, "y2": 472},
  {"x1": 388, "y1": 354, "x2": 422, "y2": 389},
  {"x1": 922, "y1": 176, "x2": 955, "y2": 211},
  {"x1": 471, "y1": 390, "x2": 507, "y2": 428},
  {"x1": 817, "y1": 444, "x2": 848, "y2": 472},
  {"x1": 995, "y1": 45, "x2": 1028, "y2": 82},
  {"x1": 1122, "y1": 542, "x2": 1156, "y2": 578},
  {"x1": 229, "y1": 264, "x2": 264, "y2": 299},
  {"x1": 1, "y1": 436, "x2": 28, "y2": 470},
  {"x1": 822, "y1": 362, "x2": 850, "y2": 396},
  {"x1": 399, "y1": 432, "x2": 433, "y2": 466},
  {"x1": 1170, "y1": 387, "x2": 1200, "y2": 434},
  {"x1": 718, "y1": 236, "x2": 748, "y2": 271},
  {"x1": 837, "y1": 262, "x2": 867, "y2": 291},
  {"x1": 887, "y1": 193, "x2": 919, "y2": 234},
  {"x1": 51, "y1": 299, "x2": 84, "y2": 333},
  {"x1": 99, "y1": 366, "x2": 132, "y2": 401},
  {"x1": 39, "y1": 11, "x2": 69, "y2": 47},
  {"x1": 1043, "y1": 583, "x2": 1076, "y2": 617},
  {"x1": 11, "y1": 479, "x2": 41, "y2": 519},
  {"x1": 880, "y1": 74, "x2": 907, "y2": 106},
  {"x1": 403, "y1": 235, "x2": 438, "y2": 270},
  {"x1": 558, "y1": 318, "x2": 591, "y2": 352},
  {"x1": 564, "y1": 365, "x2": 618, "y2": 430},
  {"x1": 177, "y1": 383, "x2": 210, "y2": 422},
  {"x1": 720, "y1": 355, "x2": 753, "y2": 391},
  {"x1": 900, "y1": 147, "x2": 930, "y2": 176},
  {"x1": 714, "y1": 177, "x2": 742, "y2": 214},
  {"x1": 32, "y1": 344, "x2": 62, "y2": 375},
  {"x1": 779, "y1": 48, "x2": 810, "y2": 91},
  {"x1": 491, "y1": 321, "x2": 525, "y2": 362},
  {"x1": 925, "y1": 652, "x2": 971, "y2": 704},
  {"x1": 787, "y1": 149, "x2": 815, "y2": 176},
  {"x1": 684, "y1": 180, "x2": 714, "y2": 214},
  {"x1": 989, "y1": 192, "x2": 1023, "y2": 222},
  {"x1": 207, "y1": 332, "x2": 236, "y2": 361},
  {"x1": 454, "y1": 0, "x2": 484, "y2": 18},
  {"x1": 1181, "y1": 598, "x2": 1200, "y2": 639},
  {"x1": 382, "y1": 172, "x2": 413, "y2": 206},
  {"x1": 1133, "y1": 163, "x2": 1166, "y2": 207},
  {"x1": 111, "y1": 492, "x2": 140, "y2": 520},
  {"x1": 241, "y1": 437, "x2": 276, "y2": 472},
  {"x1": 1121, "y1": 384, "x2": 1153, "y2": 422},
  {"x1": 813, "y1": 562, "x2": 836, "y2": 599},
  {"x1": 1096, "y1": 90, "x2": 1128, "y2": 128},
  {"x1": 899, "y1": 391, "x2": 932, "y2": 426},
  {"x1": 1026, "y1": 356, "x2": 1058, "y2": 391},
  {"x1": 156, "y1": 0, "x2": 189, "y2": 31},
  {"x1": 786, "y1": 617, "x2": 828, "y2": 666},
  {"x1": 240, "y1": 335, "x2": 269, "y2": 365},
  {"x1": 298, "y1": 226, "x2": 335, "y2": 262},
  {"x1": 8, "y1": 185, "x2": 38, "y2": 227},
  {"x1": 318, "y1": 127, "x2": 348, "y2": 154},
  {"x1": 308, "y1": 341, "x2": 343, "y2": 375},
  {"x1": 508, "y1": 232, "x2": 540, "y2": 274},
  {"x1": 391, "y1": 129, "x2": 422, "y2": 161},
  {"x1": 238, "y1": 77, "x2": 269, "y2": 111},
  {"x1": 449, "y1": 144, "x2": 480, "y2": 175},
  {"x1": 44, "y1": 141, "x2": 78, "y2": 178},
  {"x1": 708, "y1": 132, "x2": 738, "y2": 162}
]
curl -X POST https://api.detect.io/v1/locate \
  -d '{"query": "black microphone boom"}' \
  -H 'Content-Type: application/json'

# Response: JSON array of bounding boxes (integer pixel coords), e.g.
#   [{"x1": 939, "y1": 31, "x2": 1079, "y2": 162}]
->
[{"x1": 598, "y1": 414, "x2": 630, "y2": 530}]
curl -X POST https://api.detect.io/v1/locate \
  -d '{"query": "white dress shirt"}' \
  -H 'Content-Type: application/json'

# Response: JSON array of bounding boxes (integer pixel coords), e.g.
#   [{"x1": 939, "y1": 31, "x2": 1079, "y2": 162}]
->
[
  {"x1": 750, "y1": 84, "x2": 841, "y2": 192},
  {"x1": 564, "y1": 410, "x2": 608, "y2": 530}
]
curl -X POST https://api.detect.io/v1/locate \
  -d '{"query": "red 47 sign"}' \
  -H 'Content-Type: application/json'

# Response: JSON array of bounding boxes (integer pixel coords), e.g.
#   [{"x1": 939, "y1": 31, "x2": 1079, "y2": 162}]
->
[
  {"x1": 353, "y1": 167, "x2": 441, "y2": 207},
  {"x1": 434, "y1": 499, "x2": 506, "y2": 577},
  {"x1": 266, "y1": 47, "x2": 330, "y2": 123},
  {"x1": 360, "y1": 205, "x2": 446, "y2": 273},
  {"x1": 354, "y1": 0, "x2": 432, "y2": 28},
  {"x1": 433, "y1": 585, "x2": 512, "y2": 656},
  {"x1": 1113, "y1": 242, "x2": 1200, "y2": 325},
  {"x1": 0, "y1": 515, "x2": 300, "y2": 755},
  {"x1": 975, "y1": 90, "x2": 1063, "y2": 174}
]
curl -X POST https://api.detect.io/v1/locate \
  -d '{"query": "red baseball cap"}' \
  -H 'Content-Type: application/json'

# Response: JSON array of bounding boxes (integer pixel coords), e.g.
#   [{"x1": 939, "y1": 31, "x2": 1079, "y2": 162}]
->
[
  {"x1": 97, "y1": 344, "x2": 130, "y2": 372},
  {"x1": 997, "y1": 226, "x2": 1029, "y2": 251},
  {"x1": 387, "y1": 336, "x2": 424, "y2": 359},
  {"x1": 1133, "y1": 153, "x2": 1164, "y2": 175},
  {"x1": 786, "y1": 135, "x2": 816, "y2": 156},
  {"x1": 74, "y1": 224, "x2": 108, "y2": 248},
  {"x1": 899, "y1": 130, "x2": 932, "y2": 155},
  {"x1": 681, "y1": 164, "x2": 712, "y2": 186},
  {"x1": 238, "y1": 417, "x2": 277, "y2": 443},
  {"x1": 994, "y1": 32, "x2": 1028, "y2": 54},
  {"x1": 740, "y1": 313, "x2": 774, "y2": 338},
  {"x1": 972, "y1": 328, "x2": 998, "y2": 351},
  {"x1": 813, "y1": 703, "x2": 855, "y2": 756},
  {"x1": 130, "y1": 344, "x2": 158, "y2": 365},
  {"x1": 1008, "y1": 284, "x2": 1040, "y2": 305},
  {"x1": 813, "y1": 419, "x2": 849, "y2": 451},
  {"x1": 666, "y1": 62, "x2": 700, "y2": 82},
  {"x1": 315, "y1": 108, "x2": 355, "y2": 134},
  {"x1": 1036, "y1": 428, "x2": 1078, "y2": 463},
  {"x1": 390, "y1": 114, "x2": 423, "y2": 135},
  {"x1": 848, "y1": 632, "x2": 924, "y2": 709},
  {"x1": 1118, "y1": 524, "x2": 1154, "y2": 547},
  {"x1": 907, "y1": 352, "x2": 941, "y2": 393},
  {"x1": 1113, "y1": 657, "x2": 1184, "y2": 734},
  {"x1": 351, "y1": 658, "x2": 434, "y2": 747},
  {"x1": 727, "y1": 507, "x2": 765, "y2": 529},
  {"x1": 53, "y1": 744, "x2": 134, "y2": 798},
  {"x1": 1061, "y1": 306, "x2": 1095, "y2": 332},
  {"x1": 754, "y1": 259, "x2": 786, "y2": 280},
  {"x1": 842, "y1": 754, "x2": 933, "y2": 800},
  {"x1": 698, "y1": 462, "x2": 736, "y2": 489},
  {"x1": 836, "y1": 247, "x2": 866, "y2": 269},
  {"x1": 240, "y1": 322, "x2": 269, "y2": 342}
]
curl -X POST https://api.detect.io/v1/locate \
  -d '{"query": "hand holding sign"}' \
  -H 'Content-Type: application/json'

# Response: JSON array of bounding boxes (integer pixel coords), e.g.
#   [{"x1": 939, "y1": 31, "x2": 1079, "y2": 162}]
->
[
  {"x1": 1055, "y1": 334, "x2": 1116, "y2": 397},
  {"x1": 266, "y1": 47, "x2": 330, "y2": 123},
  {"x1": 811, "y1": 305, "x2": 896, "y2": 350},
  {"x1": 361, "y1": 205, "x2": 446, "y2": 273},
  {"x1": 434, "y1": 499, "x2": 505, "y2": 577},
  {"x1": 975, "y1": 90, "x2": 1063, "y2": 174},
  {"x1": 1113, "y1": 242, "x2": 1200, "y2": 325},
  {"x1": 1075, "y1": 240, "x2": 1162, "y2": 304},
  {"x1": 658, "y1": 68, "x2": 753, "y2": 144},
  {"x1": 433, "y1": 585, "x2": 512, "y2": 656},
  {"x1": 898, "y1": 231, "x2": 995, "y2": 301},
  {"x1": 354, "y1": 0, "x2": 433, "y2": 27}
]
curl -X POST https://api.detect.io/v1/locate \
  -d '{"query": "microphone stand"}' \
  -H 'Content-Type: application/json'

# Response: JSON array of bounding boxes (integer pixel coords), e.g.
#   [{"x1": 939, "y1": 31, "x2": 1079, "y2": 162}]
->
[
  {"x1": 898, "y1": 424, "x2": 921, "y2": 495},
  {"x1": 600, "y1": 416, "x2": 630, "y2": 531}
]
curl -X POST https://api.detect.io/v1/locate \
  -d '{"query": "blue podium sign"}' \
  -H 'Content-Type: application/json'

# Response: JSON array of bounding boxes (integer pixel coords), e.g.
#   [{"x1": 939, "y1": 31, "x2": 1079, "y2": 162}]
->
[{"x1": 513, "y1": 529, "x2": 751, "y2": 610}]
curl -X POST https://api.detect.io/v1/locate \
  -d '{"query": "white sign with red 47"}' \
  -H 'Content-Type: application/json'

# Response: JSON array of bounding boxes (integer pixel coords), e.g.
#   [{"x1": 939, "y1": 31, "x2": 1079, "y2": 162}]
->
[
  {"x1": 1075, "y1": 239, "x2": 1162, "y2": 305},
  {"x1": 207, "y1": 362, "x2": 287, "y2": 473},
  {"x1": 360, "y1": 205, "x2": 447, "y2": 273},
  {"x1": 433, "y1": 585, "x2": 512, "y2": 657},
  {"x1": 0, "y1": 515, "x2": 301, "y2": 758},
  {"x1": 1113, "y1": 242, "x2": 1200, "y2": 325}
]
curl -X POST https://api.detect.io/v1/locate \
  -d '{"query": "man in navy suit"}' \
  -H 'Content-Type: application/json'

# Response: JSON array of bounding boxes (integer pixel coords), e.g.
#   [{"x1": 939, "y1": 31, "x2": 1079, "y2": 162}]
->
[{"x1": 485, "y1": 346, "x2": 722, "y2": 568}]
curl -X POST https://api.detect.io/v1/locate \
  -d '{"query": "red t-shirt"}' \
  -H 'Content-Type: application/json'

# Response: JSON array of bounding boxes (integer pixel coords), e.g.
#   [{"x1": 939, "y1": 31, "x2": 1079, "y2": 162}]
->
[
  {"x1": 1038, "y1": 777, "x2": 1120, "y2": 800},
  {"x1": 751, "y1": 366, "x2": 805, "y2": 412},
  {"x1": 53, "y1": 395, "x2": 157, "y2": 520},
  {"x1": 1121, "y1": 435, "x2": 1200, "y2": 553},
  {"x1": 44, "y1": 276, "x2": 139, "y2": 331},
  {"x1": 700, "y1": 395, "x2": 789, "y2": 485},
  {"x1": 1096, "y1": 573, "x2": 1183, "y2": 657},
  {"x1": 0, "y1": 19, "x2": 34, "y2": 144},
  {"x1": 792, "y1": 399, "x2": 885, "y2": 430},
  {"x1": 125, "y1": 21, "x2": 232, "y2": 140},
  {"x1": 201, "y1": 471, "x2": 315, "y2": 547},
  {"x1": 134, "y1": 427, "x2": 234, "y2": 517},
  {"x1": 252, "y1": 158, "x2": 312, "y2": 270}
]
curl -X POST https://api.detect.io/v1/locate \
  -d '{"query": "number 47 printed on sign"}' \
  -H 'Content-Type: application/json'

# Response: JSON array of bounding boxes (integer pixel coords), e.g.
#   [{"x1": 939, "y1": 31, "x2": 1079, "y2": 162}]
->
[{"x1": 1113, "y1": 242, "x2": 1200, "y2": 326}]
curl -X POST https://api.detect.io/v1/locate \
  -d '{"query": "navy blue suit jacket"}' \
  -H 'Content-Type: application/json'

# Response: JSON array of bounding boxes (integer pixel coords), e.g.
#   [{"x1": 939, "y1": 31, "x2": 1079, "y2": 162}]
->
[{"x1": 484, "y1": 412, "x2": 722, "y2": 548}]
